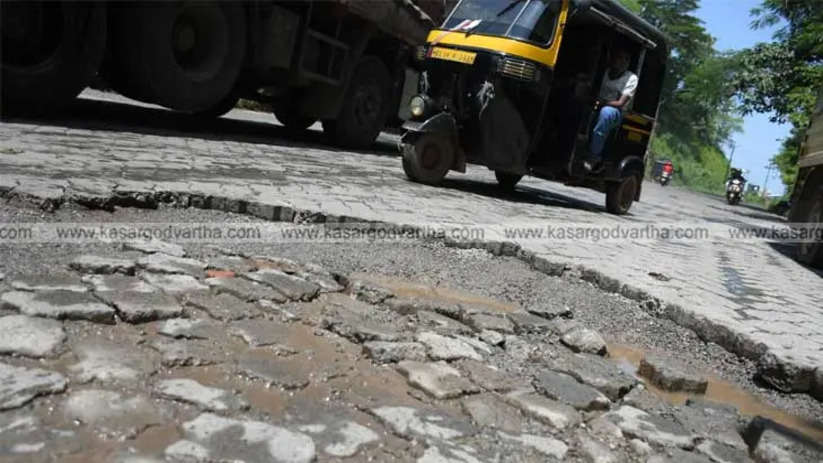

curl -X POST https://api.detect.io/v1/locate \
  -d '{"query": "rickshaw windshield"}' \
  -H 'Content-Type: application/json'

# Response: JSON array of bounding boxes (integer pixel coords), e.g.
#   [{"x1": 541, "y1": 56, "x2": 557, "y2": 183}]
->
[{"x1": 443, "y1": 0, "x2": 561, "y2": 46}]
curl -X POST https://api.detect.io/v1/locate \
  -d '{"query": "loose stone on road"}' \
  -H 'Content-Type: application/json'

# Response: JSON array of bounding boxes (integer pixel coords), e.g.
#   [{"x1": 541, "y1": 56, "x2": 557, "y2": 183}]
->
[
  {"x1": 154, "y1": 378, "x2": 248, "y2": 412},
  {"x1": 1, "y1": 290, "x2": 115, "y2": 323},
  {"x1": 0, "y1": 363, "x2": 66, "y2": 410},
  {"x1": 0, "y1": 315, "x2": 66, "y2": 358},
  {"x1": 167, "y1": 413, "x2": 316, "y2": 463},
  {"x1": 0, "y1": 243, "x2": 819, "y2": 462}
]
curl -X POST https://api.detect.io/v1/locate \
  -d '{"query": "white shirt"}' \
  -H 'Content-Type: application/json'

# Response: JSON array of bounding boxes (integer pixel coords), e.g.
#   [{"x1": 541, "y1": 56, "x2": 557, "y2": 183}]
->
[{"x1": 599, "y1": 70, "x2": 639, "y2": 107}]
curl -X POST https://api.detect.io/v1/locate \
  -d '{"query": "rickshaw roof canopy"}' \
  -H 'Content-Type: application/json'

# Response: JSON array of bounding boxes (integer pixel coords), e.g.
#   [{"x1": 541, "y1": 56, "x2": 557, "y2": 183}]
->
[{"x1": 575, "y1": 0, "x2": 669, "y2": 54}]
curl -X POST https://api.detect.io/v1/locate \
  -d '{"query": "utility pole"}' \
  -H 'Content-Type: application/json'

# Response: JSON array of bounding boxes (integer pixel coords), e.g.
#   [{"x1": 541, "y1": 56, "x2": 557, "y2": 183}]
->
[
  {"x1": 724, "y1": 141, "x2": 737, "y2": 184},
  {"x1": 762, "y1": 163, "x2": 775, "y2": 198}
]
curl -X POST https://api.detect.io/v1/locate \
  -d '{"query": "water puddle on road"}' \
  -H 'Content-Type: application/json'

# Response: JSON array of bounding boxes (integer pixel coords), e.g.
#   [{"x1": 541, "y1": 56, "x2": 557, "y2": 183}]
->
[
  {"x1": 350, "y1": 273, "x2": 520, "y2": 313},
  {"x1": 608, "y1": 343, "x2": 823, "y2": 443},
  {"x1": 131, "y1": 423, "x2": 182, "y2": 455}
]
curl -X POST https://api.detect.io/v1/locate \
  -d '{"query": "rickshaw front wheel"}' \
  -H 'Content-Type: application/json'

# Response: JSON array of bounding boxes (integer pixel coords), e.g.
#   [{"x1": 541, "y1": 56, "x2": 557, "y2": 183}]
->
[
  {"x1": 401, "y1": 135, "x2": 453, "y2": 185},
  {"x1": 495, "y1": 171, "x2": 523, "y2": 192},
  {"x1": 606, "y1": 174, "x2": 639, "y2": 215}
]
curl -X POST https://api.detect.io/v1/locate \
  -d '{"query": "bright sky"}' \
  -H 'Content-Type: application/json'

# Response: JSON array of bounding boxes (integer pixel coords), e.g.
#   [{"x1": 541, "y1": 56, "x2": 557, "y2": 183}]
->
[{"x1": 695, "y1": 0, "x2": 790, "y2": 196}]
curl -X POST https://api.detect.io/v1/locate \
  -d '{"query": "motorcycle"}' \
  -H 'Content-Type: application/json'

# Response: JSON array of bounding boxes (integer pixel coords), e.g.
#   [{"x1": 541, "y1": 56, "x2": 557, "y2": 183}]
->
[
  {"x1": 726, "y1": 179, "x2": 744, "y2": 205},
  {"x1": 657, "y1": 161, "x2": 673, "y2": 186}
]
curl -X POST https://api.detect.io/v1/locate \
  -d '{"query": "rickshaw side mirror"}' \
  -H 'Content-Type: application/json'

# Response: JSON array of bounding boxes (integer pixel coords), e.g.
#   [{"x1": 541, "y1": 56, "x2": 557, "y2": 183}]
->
[{"x1": 570, "y1": 0, "x2": 593, "y2": 15}]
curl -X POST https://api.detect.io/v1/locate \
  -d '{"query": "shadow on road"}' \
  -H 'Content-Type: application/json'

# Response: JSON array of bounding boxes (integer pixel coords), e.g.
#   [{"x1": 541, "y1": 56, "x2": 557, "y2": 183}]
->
[
  {"x1": 1, "y1": 97, "x2": 400, "y2": 158},
  {"x1": 706, "y1": 200, "x2": 787, "y2": 225},
  {"x1": 4, "y1": 95, "x2": 619, "y2": 216},
  {"x1": 765, "y1": 242, "x2": 823, "y2": 278},
  {"x1": 442, "y1": 177, "x2": 607, "y2": 213},
  {"x1": 728, "y1": 201, "x2": 787, "y2": 223},
  {"x1": 732, "y1": 209, "x2": 787, "y2": 223}
]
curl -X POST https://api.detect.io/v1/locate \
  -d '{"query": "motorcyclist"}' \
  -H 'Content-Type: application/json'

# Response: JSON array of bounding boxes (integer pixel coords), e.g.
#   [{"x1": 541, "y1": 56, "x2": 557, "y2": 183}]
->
[
  {"x1": 726, "y1": 168, "x2": 747, "y2": 198},
  {"x1": 727, "y1": 168, "x2": 746, "y2": 187}
]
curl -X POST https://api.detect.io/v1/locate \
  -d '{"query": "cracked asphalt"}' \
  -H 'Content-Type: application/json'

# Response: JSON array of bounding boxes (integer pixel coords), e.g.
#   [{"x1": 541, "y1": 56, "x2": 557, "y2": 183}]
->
[{"x1": 0, "y1": 200, "x2": 822, "y2": 462}]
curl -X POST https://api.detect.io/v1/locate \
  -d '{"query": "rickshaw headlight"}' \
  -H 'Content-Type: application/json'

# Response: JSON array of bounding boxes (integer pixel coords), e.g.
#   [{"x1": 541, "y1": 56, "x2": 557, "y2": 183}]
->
[{"x1": 410, "y1": 95, "x2": 426, "y2": 117}]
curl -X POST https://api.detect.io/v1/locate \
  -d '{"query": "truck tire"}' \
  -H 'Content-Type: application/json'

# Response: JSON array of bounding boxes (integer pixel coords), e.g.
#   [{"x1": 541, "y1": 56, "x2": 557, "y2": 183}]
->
[
  {"x1": 273, "y1": 107, "x2": 317, "y2": 132},
  {"x1": 1, "y1": 1, "x2": 106, "y2": 112},
  {"x1": 796, "y1": 195, "x2": 823, "y2": 267},
  {"x1": 495, "y1": 171, "x2": 523, "y2": 192},
  {"x1": 323, "y1": 57, "x2": 391, "y2": 149},
  {"x1": 191, "y1": 91, "x2": 239, "y2": 119},
  {"x1": 109, "y1": 2, "x2": 245, "y2": 113},
  {"x1": 606, "y1": 174, "x2": 639, "y2": 215}
]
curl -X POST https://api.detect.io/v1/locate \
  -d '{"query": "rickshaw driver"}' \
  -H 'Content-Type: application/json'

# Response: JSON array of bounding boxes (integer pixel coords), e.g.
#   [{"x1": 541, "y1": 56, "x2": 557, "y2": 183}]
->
[{"x1": 583, "y1": 47, "x2": 638, "y2": 173}]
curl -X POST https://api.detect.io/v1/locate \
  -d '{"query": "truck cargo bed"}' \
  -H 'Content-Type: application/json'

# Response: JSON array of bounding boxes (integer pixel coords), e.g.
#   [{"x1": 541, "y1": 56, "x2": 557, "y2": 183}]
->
[{"x1": 341, "y1": 0, "x2": 440, "y2": 45}]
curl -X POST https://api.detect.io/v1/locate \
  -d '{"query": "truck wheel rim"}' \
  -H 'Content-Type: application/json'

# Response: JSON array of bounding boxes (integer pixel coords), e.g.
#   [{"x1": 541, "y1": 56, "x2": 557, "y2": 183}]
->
[
  {"x1": 352, "y1": 83, "x2": 381, "y2": 130},
  {"x1": 171, "y1": 4, "x2": 228, "y2": 80},
  {"x1": 1, "y1": 1, "x2": 63, "y2": 69}
]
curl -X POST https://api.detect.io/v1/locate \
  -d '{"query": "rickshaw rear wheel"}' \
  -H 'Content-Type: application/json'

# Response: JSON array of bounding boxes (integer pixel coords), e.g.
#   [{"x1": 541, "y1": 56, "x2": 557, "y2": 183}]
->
[
  {"x1": 402, "y1": 135, "x2": 453, "y2": 185},
  {"x1": 495, "y1": 171, "x2": 523, "y2": 192},
  {"x1": 606, "y1": 174, "x2": 639, "y2": 215}
]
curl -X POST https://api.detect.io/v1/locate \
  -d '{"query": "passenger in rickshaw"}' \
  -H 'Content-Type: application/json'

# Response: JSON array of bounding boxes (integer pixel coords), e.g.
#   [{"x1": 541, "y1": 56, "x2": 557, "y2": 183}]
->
[
  {"x1": 583, "y1": 46, "x2": 638, "y2": 173},
  {"x1": 535, "y1": 32, "x2": 600, "y2": 169}
]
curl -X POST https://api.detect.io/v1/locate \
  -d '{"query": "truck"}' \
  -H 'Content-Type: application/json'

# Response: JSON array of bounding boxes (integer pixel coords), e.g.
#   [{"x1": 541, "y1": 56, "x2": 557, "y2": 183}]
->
[
  {"x1": 788, "y1": 87, "x2": 823, "y2": 267},
  {"x1": 1, "y1": 0, "x2": 448, "y2": 148}
]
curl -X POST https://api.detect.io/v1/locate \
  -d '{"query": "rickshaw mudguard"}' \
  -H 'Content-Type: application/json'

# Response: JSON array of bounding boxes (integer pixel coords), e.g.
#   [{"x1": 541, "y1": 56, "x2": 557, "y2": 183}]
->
[
  {"x1": 617, "y1": 156, "x2": 645, "y2": 176},
  {"x1": 401, "y1": 112, "x2": 458, "y2": 141},
  {"x1": 616, "y1": 156, "x2": 645, "y2": 200}
]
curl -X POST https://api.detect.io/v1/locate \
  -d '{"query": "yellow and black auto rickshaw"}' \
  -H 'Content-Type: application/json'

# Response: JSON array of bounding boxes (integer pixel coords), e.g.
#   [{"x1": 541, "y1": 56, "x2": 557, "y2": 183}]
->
[{"x1": 400, "y1": 0, "x2": 669, "y2": 214}]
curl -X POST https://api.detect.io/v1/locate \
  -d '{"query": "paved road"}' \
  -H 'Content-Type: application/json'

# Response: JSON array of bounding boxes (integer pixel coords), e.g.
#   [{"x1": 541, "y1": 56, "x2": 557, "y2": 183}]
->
[{"x1": 1, "y1": 90, "x2": 821, "y2": 396}]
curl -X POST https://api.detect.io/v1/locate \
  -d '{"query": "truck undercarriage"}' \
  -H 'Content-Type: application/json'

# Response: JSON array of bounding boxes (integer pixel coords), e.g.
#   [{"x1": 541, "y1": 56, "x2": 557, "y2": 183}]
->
[{"x1": 1, "y1": 0, "x2": 444, "y2": 148}]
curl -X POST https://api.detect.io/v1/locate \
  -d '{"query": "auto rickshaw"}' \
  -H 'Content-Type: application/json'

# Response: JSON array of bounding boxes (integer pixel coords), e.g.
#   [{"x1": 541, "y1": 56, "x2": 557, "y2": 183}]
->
[{"x1": 399, "y1": 0, "x2": 669, "y2": 214}]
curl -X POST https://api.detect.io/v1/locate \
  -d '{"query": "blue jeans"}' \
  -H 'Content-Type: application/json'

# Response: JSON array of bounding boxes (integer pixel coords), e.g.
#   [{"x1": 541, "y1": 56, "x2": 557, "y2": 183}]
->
[{"x1": 589, "y1": 106, "x2": 622, "y2": 159}]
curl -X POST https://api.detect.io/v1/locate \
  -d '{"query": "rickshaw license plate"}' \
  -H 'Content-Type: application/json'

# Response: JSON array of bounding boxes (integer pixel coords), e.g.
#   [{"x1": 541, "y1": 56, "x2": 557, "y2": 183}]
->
[{"x1": 430, "y1": 47, "x2": 476, "y2": 64}]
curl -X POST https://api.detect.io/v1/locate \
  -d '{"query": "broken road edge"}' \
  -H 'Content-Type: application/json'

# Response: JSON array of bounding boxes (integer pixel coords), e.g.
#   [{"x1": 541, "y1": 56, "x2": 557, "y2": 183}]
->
[{"x1": 1, "y1": 184, "x2": 820, "y2": 402}]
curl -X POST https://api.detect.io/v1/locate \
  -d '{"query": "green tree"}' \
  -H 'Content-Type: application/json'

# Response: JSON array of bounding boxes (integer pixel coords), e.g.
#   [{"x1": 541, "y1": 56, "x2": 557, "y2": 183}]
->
[
  {"x1": 630, "y1": 1, "x2": 742, "y2": 148},
  {"x1": 668, "y1": 52, "x2": 743, "y2": 147},
  {"x1": 615, "y1": 0, "x2": 743, "y2": 194},
  {"x1": 770, "y1": 126, "x2": 806, "y2": 189},
  {"x1": 733, "y1": 0, "x2": 823, "y2": 191},
  {"x1": 636, "y1": 0, "x2": 714, "y2": 107},
  {"x1": 745, "y1": 0, "x2": 823, "y2": 125},
  {"x1": 734, "y1": 42, "x2": 820, "y2": 126},
  {"x1": 751, "y1": 0, "x2": 822, "y2": 61}
]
